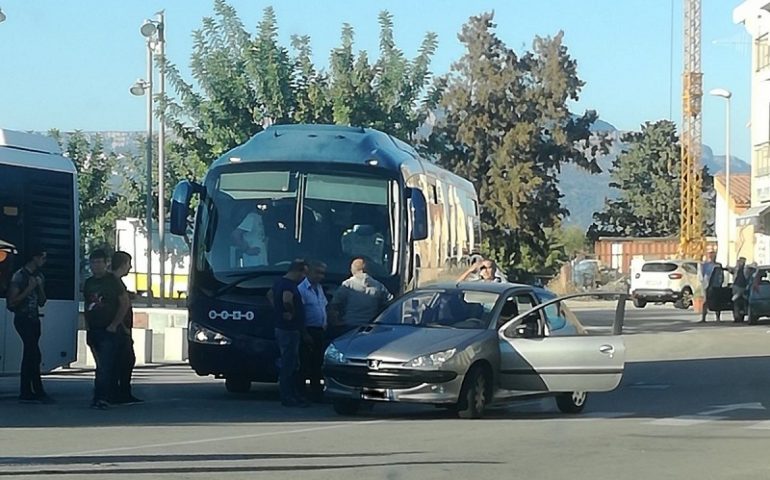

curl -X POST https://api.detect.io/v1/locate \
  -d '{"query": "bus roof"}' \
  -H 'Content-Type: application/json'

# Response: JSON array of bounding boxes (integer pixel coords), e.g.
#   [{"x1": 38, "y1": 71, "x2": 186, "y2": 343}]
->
[
  {"x1": 211, "y1": 124, "x2": 474, "y2": 191},
  {"x1": 0, "y1": 129, "x2": 75, "y2": 174}
]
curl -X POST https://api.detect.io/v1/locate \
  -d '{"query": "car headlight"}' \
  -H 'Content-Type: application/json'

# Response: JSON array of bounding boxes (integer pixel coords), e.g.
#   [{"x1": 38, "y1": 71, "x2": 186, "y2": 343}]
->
[
  {"x1": 188, "y1": 322, "x2": 232, "y2": 345},
  {"x1": 324, "y1": 343, "x2": 346, "y2": 364},
  {"x1": 404, "y1": 348, "x2": 457, "y2": 368}
]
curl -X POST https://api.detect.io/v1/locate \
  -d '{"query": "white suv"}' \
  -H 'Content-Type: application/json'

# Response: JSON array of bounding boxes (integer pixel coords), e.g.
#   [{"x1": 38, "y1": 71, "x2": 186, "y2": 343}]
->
[{"x1": 630, "y1": 260, "x2": 701, "y2": 309}]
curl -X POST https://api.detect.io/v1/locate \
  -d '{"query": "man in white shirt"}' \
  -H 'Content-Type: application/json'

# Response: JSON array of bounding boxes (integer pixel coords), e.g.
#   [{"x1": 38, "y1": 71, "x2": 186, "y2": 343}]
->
[
  {"x1": 232, "y1": 205, "x2": 268, "y2": 267},
  {"x1": 297, "y1": 260, "x2": 328, "y2": 402}
]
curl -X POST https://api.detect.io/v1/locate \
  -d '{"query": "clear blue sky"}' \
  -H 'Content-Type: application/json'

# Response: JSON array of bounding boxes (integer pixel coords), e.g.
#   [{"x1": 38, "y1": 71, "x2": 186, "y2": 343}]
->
[{"x1": 0, "y1": 0, "x2": 752, "y2": 162}]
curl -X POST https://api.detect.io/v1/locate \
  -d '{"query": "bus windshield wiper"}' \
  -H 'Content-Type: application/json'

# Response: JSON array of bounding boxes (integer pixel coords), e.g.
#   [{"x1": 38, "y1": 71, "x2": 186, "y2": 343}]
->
[{"x1": 213, "y1": 270, "x2": 286, "y2": 297}]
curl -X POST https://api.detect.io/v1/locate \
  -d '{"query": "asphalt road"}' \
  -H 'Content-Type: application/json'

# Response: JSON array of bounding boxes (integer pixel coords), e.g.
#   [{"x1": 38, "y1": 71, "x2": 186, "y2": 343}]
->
[{"x1": 1, "y1": 304, "x2": 769, "y2": 480}]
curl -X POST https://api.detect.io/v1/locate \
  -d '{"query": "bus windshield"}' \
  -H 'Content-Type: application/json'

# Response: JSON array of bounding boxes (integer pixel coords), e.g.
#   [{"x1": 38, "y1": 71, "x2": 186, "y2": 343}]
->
[{"x1": 196, "y1": 168, "x2": 397, "y2": 283}]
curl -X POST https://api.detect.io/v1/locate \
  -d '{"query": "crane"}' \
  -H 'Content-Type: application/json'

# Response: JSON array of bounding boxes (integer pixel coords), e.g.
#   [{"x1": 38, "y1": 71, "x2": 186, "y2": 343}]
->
[{"x1": 679, "y1": 0, "x2": 705, "y2": 260}]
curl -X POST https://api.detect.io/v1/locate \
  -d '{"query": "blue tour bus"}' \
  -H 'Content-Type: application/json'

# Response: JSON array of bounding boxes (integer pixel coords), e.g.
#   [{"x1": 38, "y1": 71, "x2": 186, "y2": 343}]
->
[{"x1": 170, "y1": 124, "x2": 480, "y2": 392}]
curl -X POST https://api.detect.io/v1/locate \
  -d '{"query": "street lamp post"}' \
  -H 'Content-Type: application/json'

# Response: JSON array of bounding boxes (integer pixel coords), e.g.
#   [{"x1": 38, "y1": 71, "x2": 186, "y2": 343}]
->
[
  {"x1": 131, "y1": 13, "x2": 166, "y2": 304},
  {"x1": 710, "y1": 88, "x2": 732, "y2": 266}
]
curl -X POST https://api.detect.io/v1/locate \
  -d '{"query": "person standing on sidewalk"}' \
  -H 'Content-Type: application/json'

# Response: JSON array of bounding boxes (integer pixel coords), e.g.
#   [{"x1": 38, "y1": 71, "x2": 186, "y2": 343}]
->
[
  {"x1": 7, "y1": 245, "x2": 52, "y2": 404},
  {"x1": 268, "y1": 259, "x2": 310, "y2": 407},
  {"x1": 298, "y1": 260, "x2": 328, "y2": 402},
  {"x1": 83, "y1": 249, "x2": 128, "y2": 410},
  {"x1": 109, "y1": 251, "x2": 142, "y2": 405}
]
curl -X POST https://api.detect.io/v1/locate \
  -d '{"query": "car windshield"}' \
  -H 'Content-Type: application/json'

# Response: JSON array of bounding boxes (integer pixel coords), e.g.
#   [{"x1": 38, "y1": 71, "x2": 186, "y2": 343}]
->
[
  {"x1": 197, "y1": 169, "x2": 397, "y2": 282},
  {"x1": 375, "y1": 289, "x2": 500, "y2": 329}
]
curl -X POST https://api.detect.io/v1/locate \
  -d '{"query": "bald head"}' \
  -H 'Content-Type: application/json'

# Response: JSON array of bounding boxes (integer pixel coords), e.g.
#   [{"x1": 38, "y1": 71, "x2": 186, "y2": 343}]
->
[{"x1": 351, "y1": 258, "x2": 367, "y2": 275}]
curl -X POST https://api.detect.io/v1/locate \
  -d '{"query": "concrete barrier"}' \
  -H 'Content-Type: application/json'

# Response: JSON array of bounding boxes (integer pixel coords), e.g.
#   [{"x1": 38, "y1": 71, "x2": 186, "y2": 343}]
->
[
  {"x1": 164, "y1": 327, "x2": 189, "y2": 361},
  {"x1": 132, "y1": 329, "x2": 153, "y2": 365}
]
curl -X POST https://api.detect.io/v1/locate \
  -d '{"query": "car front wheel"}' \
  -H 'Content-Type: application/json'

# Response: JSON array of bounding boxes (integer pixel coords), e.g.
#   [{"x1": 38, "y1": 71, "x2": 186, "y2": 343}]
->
[
  {"x1": 556, "y1": 391, "x2": 587, "y2": 414},
  {"x1": 333, "y1": 399, "x2": 361, "y2": 416},
  {"x1": 457, "y1": 366, "x2": 490, "y2": 419},
  {"x1": 633, "y1": 298, "x2": 647, "y2": 309}
]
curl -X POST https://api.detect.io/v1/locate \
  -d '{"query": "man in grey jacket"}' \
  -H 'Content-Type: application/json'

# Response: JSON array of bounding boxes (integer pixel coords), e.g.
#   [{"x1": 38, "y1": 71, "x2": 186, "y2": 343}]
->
[{"x1": 329, "y1": 258, "x2": 393, "y2": 338}]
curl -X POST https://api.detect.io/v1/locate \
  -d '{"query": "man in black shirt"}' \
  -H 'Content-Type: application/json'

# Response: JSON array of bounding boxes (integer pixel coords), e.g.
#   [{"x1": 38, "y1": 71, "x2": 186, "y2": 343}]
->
[
  {"x1": 83, "y1": 249, "x2": 128, "y2": 409},
  {"x1": 109, "y1": 251, "x2": 142, "y2": 405},
  {"x1": 268, "y1": 259, "x2": 309, "y2": 407},
  {"x1": 7, "y1": 245, "x2": 51, "y2": 404}
]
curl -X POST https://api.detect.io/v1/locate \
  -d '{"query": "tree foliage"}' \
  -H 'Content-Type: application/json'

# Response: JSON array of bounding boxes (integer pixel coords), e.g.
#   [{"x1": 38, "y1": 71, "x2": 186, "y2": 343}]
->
[
  {"x1": 588, "y1": 120, "x2": 714, "y2": 240},
  {"x1": 162, "y1": 2, "x2": 438, "y2": 165},
  {"x1": 50, "y1": 130, "x2": 122, "y2": 255},
  {"x1": 423, "y1": 13, "x2": 607, "y2": 273}
]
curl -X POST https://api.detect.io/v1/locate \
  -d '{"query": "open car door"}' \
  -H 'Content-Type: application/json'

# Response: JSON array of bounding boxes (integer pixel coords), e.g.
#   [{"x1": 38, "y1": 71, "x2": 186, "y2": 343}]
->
[{"x1": 497, "y1": 292, "x2": 627, "y2": 393}]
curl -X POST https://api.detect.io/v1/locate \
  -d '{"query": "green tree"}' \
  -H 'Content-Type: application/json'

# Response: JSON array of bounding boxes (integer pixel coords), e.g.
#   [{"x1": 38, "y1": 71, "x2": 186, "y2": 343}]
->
[
  {"x1": 424, "y1": 13, "x2": 606, "y2": 274},
  {"x1": 588, "y1": 120, "x2": 714, "y2": 240},
  {"x1": 50, "y1": 130, "x2": 121, "y2": 255}
]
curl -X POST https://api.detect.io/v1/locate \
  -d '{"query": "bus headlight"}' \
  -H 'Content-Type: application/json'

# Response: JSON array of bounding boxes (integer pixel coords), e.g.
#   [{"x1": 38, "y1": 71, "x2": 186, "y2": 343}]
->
[
  {"x1": 324, "y1": 343, "x2": 346, "y2": 364},
  {"x1": 189, "y1": 322, "x2": 232, "y2": 346}
]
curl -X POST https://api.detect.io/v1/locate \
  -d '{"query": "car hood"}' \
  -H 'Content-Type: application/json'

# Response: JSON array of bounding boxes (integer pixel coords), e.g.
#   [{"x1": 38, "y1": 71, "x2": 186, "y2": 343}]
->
[{"x1": 333, "y1": 324, "x2": 488, "y2": 363}]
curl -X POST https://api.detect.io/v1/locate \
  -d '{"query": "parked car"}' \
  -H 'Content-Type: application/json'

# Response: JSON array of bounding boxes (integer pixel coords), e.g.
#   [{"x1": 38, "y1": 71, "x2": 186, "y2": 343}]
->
[
  {"x1": 630, "y1": 260, "x2": 700, "y2": 309},
  {"x1": 323, "y1": 282, "x2": 626, "y2": 419}
]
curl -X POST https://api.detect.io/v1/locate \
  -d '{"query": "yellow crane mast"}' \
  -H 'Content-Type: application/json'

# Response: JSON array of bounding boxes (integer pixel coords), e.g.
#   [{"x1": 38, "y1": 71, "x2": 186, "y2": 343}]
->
[{"x1": 680, "y1": 0, "x2": 705, "y2": 260}]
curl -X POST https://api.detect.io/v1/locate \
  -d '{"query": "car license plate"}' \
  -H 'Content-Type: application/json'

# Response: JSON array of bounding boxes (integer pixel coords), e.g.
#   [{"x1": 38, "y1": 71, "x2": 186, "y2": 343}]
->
[
  {"x1": 361, "y1": 388, "x2": 392, "y2": 401},
  {"x1": 646, "y1": 280, "x2": 662, "y2": 286}
]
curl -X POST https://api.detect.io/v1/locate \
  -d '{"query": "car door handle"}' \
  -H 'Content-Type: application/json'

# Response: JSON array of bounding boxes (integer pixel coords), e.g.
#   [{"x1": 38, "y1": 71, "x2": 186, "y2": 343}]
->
[{"x1": 599, "y1": 344, "x2": 615, "y2": 355}]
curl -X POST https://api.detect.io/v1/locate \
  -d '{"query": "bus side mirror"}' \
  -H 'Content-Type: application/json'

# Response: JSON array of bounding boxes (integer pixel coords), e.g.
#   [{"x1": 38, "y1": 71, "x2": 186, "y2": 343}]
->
[
  {"x1": 409, "y1": 188, "x2": 428, "y2": 242},
  {"x1": 170, "y1": 180, "x2": 201, "y2": 236}
]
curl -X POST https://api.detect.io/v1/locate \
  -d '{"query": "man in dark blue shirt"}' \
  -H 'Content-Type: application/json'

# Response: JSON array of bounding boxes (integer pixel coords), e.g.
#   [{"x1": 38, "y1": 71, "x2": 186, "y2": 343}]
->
[{"x1": 269, "y1": 259, "x2": 309, "y2": 407}]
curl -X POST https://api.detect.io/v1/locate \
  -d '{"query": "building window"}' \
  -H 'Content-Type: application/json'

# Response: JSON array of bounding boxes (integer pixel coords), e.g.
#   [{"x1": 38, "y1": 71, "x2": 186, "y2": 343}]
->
[
  {"x1": 757, "y1": 34, "x2": 770, "y2": 72},
  {"x1": 757, "y1": 142, "x2": 770, "y2": 177}
]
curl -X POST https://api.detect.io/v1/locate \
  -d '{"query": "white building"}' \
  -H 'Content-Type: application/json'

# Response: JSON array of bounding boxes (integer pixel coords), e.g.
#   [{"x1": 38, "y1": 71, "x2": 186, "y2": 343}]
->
[
  {"x1": 714, "y1": 173, "x2": 751, "y2": 265},
  {"x1": 734, "y1": 1, "x2": 770, "y2": 263}
]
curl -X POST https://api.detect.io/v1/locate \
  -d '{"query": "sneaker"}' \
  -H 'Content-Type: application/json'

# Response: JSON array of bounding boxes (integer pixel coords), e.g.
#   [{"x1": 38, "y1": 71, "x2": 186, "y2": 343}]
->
[{"x1": 90, "y1": 400, "x2": 110, "y2": 410}]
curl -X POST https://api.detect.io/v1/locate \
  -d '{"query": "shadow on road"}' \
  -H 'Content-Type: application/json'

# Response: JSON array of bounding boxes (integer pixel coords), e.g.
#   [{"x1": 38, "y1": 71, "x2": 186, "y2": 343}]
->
[{"x1": 0, "y1": 356, "x2": 768, "y2": 427}]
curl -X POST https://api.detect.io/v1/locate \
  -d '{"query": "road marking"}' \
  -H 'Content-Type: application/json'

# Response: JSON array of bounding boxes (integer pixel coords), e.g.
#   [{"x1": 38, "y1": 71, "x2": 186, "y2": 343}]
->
[
  {"x1": 648, "y1": 416, "x2": 726, "y2": 426},
  {"x1": 629, "y1": 383, "x2": 670, "y2": 390},
  {"x1": 699, "y1": 402, "x2": 766, "y2": 416},
  {"x1": 42, "y1": 419, "x2": 386, "y2": 458},
  {"x1": 747, "y1": 421, "x2": 770, "y2": 430}
]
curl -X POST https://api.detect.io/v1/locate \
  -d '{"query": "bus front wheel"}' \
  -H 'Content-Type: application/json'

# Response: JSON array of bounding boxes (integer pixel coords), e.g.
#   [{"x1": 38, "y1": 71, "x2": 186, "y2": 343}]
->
[{"x1": 225, "y1": 376, "x2": 252, "y2": 394}]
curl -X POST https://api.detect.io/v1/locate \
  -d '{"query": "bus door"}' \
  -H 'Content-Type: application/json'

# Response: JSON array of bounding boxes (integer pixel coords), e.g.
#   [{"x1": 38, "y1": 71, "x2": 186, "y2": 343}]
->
[{"x1": 0, "y1": 168, "x2": 24, "y2": 374}]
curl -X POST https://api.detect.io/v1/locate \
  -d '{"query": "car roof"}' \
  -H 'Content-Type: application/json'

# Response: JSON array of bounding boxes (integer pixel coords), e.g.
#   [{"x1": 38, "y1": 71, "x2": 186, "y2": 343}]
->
[{"x1": 422, "y1": 281, "x2": 533, "y2": 294}]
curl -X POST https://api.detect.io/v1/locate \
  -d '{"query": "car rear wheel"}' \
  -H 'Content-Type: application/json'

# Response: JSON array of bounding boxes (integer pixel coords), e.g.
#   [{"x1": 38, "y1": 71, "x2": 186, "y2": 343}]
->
[
  {"x1": 633, "y1": 298, "x2": 647, "y2": 309},
  {"x1": 748, "y1": 306, "x2": 759, "y2": 325},
  {"x1": 333, "y1": 399, "x2": 361, "y2": 416},
  {"x1": 457, "y1": 366, "x2": 490, "y2": 419},
  {"x1": 556, "y1": 391, "x2": 587, "y2": 414},
  {"x1": 225, "y1": 377, "x2": 251, "y2": 394}
]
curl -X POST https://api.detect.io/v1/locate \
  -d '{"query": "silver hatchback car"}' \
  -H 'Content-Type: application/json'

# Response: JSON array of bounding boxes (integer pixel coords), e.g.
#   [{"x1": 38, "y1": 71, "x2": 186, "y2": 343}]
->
[{"x1": 323, "y1": 282, "x2": 626, "y2": 419}]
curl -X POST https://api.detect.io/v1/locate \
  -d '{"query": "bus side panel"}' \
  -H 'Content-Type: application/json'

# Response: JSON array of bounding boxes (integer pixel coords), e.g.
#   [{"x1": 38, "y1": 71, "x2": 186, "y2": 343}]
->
[
  {"x1": 0, "y1": 162, "x2": 78, "y2": 373},
  {"x1": 0, "y1": 300, "x2": 8, "y2": 373}
]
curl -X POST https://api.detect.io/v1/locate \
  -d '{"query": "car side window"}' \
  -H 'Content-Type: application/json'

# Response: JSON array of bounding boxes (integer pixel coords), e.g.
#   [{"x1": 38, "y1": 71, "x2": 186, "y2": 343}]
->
[
  {"x1": 504, "y1": 293, "x2": 544, "y2": 338},
  {"x1": 683, "y1": 263, "x2": 698, "y2": 275}
]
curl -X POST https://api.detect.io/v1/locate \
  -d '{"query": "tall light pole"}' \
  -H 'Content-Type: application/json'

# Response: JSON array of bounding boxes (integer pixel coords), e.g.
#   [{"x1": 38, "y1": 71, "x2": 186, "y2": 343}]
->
[
  {"x1": 710, "y1": 88, "x2": 732, "y2": 266},
  {"x1": 130, "y1": 13, "x2": 165, "y2": 304}
]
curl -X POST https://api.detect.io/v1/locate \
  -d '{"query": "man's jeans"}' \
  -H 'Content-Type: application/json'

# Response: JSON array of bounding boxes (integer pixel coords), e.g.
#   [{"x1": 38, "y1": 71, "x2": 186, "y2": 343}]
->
[
  {"x1": 13, "y1": 316, "x2": 44, "y2": 398},
  {"x1": 87, "y1": 329, "x2": 118, "y2": 403},
  {"x1": 274, "y1": 328, "x2": 301, "y2": 403}
]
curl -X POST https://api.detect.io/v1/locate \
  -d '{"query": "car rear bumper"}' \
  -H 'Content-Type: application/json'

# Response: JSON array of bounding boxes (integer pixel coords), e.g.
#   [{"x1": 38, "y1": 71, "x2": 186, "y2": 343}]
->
[
  {"x1": 323, "y1": 365, "x2": 463, "y2": 404},
  {"x1": 632, "y1": 289, "x2": 681, "y2": 302}
]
